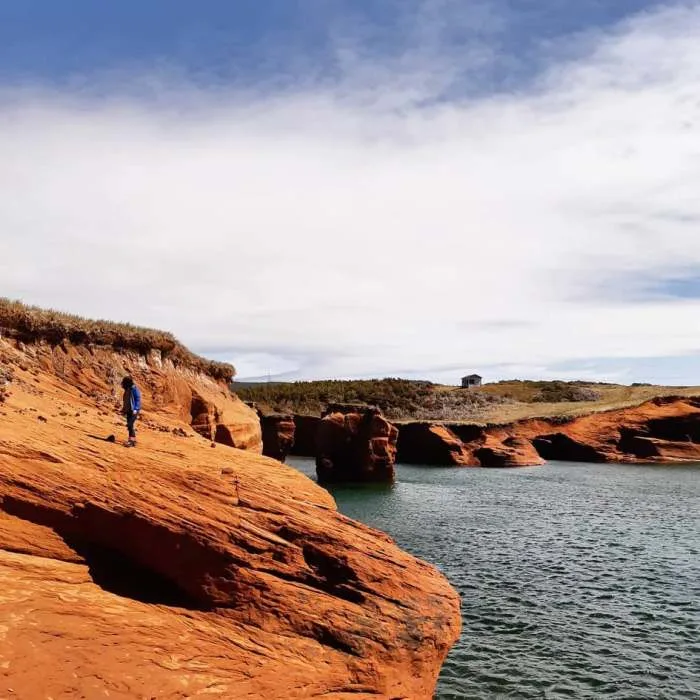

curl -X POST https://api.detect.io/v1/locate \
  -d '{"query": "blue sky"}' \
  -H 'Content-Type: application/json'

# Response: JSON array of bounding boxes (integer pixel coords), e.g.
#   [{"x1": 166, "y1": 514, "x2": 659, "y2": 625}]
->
[
  {"x1": 0, "y1": 1, "x2": 666, "y2": 88},
  {"x1": 1, "y1": 0, "x2": 700, "y2": 385}
]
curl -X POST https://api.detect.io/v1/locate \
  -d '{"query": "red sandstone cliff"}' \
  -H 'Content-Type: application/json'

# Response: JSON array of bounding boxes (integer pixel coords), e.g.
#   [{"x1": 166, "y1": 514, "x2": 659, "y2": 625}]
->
[
  {"x1": 396, "y1": 422, "x2": 544, "y2": 467},
  {"x1": 395, "y1": 397, "x2": 700, "y2": 467},
  {"x1": 518, "y1": 396, "x2": 700, "y2": 463},
  {"x1": 1, "y1": 336, "x2": 262, "y2": 452},
  {"x1": 0, "y1": 334, "x2": 461, "y2": 699}
]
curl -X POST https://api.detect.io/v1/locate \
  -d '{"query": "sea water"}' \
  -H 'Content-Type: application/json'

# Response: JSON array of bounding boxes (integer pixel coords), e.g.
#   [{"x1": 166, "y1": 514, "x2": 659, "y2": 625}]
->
[{"x1": 287, "y1": 458, "x2": 700, "y2": 699}]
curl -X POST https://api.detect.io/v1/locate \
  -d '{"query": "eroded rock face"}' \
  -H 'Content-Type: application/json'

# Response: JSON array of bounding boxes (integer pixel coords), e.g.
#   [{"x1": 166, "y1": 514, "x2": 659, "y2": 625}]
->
[
  {"x1": 475, "y1": 435, "x2": 545, "y2": 468},
  {"x1": 184, "y1": 388, "x2": 261, "y2": 452},
  {"x1": 8, "y1": 337, "x2": 262, "y2": 453},
  {"x1": 396, "y1": 423, "x2": 543, "y2": 467},
  {"x1": 397, "y1": 423, "x2": 477, "y2": 466},
  {"x1": 532, "y1": 432, "x2": 606, "y2": 462},
  {"x1": 0, "y1": 337, "x2": 460, "y2": 699},
  {"x1": 291, "y1": 415, "x2": 321, "y2": 456},
  {"x1": 260, "y1": 413, "x2": 296, "y2": 462},
  {"x1": 396, "y1": 398, "x2": 700, "y2": 467},
  {"x1": 316, "y1": 404, "x2": 399, "y2": 484},
  {"x1": 523, "y1": 397, "x2": 700, "y2": 463}
]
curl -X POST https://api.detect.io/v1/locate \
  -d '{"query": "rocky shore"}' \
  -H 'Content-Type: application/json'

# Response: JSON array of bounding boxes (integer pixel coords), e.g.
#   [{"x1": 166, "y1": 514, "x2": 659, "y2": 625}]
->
[
  {"x1": 272, "y1": 400, "x2": 700, "y2": 467},
  {"x1": 0, "y1": 320, "x2": 461, "y2": 699}
]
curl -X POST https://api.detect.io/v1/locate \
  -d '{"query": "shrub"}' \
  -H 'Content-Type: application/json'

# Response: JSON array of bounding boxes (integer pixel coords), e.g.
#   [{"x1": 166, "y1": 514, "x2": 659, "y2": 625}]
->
[
  {"x1": 531, "y1": 382, "x2": 602, "y2": 403},
  {"x1": 233, "y1": 378, "x2": 510, "y2": 421}
]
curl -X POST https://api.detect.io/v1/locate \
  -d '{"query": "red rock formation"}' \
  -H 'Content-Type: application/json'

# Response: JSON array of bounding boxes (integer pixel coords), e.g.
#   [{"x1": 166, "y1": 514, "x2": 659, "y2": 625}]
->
[
  {"x1": 397, "y1": 423, "x2": 478, "y2": 466},
  {"x1": 316, "y1": 404, "x2": 399, "y2": 483},
  {"x1": 475, "y1": 435, "x2": 545, "y2": 468},
  {"x1": 260, "y1": 413, "x2": 296, "y2": 462},
  {"x1": 291, "y1": 414, "x2": 321, "y2": 456},
  {"x1": 6, "y1": 337, "x2": 262, "y2": 452},
  {"x1": 0, "y1": 336, "x2": 460, "y2": 699},
  {"x1": 393, "y1": 398, "x2": 700, "y2": 467},
  {"x1": 520, "y1": 396, "x2": 700, "y2": 463},
  {"x1": 396, "y1": 423, "x2": 544, "y2": 467}
]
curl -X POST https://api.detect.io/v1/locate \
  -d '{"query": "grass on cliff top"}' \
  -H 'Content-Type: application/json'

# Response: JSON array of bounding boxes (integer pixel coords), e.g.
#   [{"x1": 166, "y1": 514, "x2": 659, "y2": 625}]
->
[
  {"x1": 234, "y1": 377, "x2": 700, "y2": 424},
  {"x1": 477, "y1": 380, "x2": 700, "y2": 423},
  {"x1": 0, "y1": 298, "x2": 235, "y2": 382}
]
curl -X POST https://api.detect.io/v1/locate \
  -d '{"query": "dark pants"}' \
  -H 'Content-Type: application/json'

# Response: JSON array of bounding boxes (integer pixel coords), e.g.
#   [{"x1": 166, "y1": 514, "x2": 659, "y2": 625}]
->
[{"x1": 126, "y1": 410, "x2": 137, "y2": 439}]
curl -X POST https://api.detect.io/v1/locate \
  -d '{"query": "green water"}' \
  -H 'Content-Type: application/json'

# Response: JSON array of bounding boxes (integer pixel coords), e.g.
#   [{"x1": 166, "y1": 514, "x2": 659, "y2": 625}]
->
[{"x1": 287, "y1": 458, "x2": 700, "y2": 699}]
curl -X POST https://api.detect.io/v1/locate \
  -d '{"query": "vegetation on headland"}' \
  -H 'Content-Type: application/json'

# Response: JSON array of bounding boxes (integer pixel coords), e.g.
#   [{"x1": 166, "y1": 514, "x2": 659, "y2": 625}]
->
[
  {"x1": 0, "y1": 298, "x2": 235, "y2": 382},
  {"x1": 233, "y1": 378, "x2": 510, "y2": 420},
  {"x1": 235, "y1": 376, "x2": 700, "y2": 423},
  {"x1": 481, "y1": 380, "x2": 604, "y2": 403}
]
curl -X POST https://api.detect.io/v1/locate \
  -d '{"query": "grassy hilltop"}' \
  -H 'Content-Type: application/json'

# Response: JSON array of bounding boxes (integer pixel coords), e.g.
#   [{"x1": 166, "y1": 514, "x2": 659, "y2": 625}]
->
[
  {"x1": 233, "y1": 377, "x2": 700, "y2": 424},
  {"x1": 0, "y1": 298, "x2": 235, "y2": 382}
]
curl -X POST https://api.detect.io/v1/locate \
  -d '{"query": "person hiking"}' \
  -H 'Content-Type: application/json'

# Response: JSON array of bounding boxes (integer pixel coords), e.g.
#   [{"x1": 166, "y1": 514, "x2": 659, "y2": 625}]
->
[{"x1": 121, "y1": 376, "x2": 142, "y2": 447}]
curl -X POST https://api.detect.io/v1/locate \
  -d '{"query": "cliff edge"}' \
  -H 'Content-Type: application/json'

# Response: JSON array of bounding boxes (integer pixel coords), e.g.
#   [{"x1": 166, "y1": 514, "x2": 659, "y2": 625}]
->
[{"x1": 0, "y1": 304, "x2": 461, "y2": 699}]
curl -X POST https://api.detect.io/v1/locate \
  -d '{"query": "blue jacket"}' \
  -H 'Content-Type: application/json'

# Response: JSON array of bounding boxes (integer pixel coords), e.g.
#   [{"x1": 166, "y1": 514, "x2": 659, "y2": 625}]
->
[{"x1": 124, "y1": 385, "x2": 142, "y2": 413}]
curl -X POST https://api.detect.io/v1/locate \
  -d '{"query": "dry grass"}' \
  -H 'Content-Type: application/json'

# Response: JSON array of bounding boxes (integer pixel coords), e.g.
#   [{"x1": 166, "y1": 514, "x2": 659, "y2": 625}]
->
[
  {"x1": 0, "y1": 298, "x2": 235, "y2": 382},
  {"x1": 475, "y1": 381, "x2": 700, "y2": 424}
]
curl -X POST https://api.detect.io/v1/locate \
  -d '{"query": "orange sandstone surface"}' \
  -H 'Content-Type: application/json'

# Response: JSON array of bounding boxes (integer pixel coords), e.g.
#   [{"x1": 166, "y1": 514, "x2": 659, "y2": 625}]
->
[{"x1": 0, "y1": 337, "x2": 461, "y2": 699}]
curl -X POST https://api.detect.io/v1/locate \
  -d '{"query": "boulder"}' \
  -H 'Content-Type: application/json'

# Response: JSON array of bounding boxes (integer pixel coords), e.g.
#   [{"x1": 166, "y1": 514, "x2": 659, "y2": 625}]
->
[{"x1": 316, "y1": 404, "x2": 398, "y2": 483}]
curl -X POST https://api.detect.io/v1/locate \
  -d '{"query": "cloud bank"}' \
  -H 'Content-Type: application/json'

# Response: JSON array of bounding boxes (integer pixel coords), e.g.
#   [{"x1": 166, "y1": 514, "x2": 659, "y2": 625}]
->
[{"x1": 2, "y1": 2, "x2": 700, "y2": 383}]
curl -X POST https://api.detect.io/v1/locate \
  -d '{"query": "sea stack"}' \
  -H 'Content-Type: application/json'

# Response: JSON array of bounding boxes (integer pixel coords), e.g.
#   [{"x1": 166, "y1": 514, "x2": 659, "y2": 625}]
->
[
  {"x1": 316, "y1": 403, "x2": 399, "y2": 484},
  {"x1": 260, "y1": 412, "x2": 296, "y2": 462}
]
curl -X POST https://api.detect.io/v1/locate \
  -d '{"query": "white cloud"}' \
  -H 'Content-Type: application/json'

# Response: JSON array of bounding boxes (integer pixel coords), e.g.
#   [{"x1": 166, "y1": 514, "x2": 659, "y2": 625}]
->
[{"x1": 2, "y1": 2, "x2": 700, "y2": 383}]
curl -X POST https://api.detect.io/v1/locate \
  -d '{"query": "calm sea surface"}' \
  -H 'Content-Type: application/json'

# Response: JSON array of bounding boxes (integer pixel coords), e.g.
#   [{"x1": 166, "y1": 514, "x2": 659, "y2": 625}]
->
[{"x1": 287, "y1": 458, "x2": 700, "y2": 699}]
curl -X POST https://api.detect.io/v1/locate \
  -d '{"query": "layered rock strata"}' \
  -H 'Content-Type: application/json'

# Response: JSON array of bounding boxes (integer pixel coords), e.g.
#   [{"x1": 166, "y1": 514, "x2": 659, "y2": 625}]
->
[
  {"x1": 288, "y1": 398, "x2": 700, "y2": 468},
  {"x1": 396, "y1": 423, "x2": 544, "y2": 467},
  {"x1": 396, "y1": 423, "x2": 477, "y2": 466},
  {"x1": 0, "y1": 337, "x2": 262, "y2": 452},
  {"x1": 0, "y1": 335, "x2": 461, "y2": 699},
  {"x1": 521, "y1": 396, "x2": 700, "y2": 463},
  {"x1": 394, "y1": 397, "x2": 700, "y2": 467}
]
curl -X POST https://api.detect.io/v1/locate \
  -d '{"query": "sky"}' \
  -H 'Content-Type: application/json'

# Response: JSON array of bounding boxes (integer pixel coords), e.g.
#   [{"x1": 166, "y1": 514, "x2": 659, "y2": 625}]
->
[{"x1": 2, "y1": 0, "x2": 700, "y2": 385}]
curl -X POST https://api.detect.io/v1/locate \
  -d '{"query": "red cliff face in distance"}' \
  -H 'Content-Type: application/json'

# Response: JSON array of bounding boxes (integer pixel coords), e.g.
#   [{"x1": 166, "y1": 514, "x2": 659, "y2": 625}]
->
[
  {"x1": 394, "y1": 398, "x2": 700, "y2": 466},
  {"x1": 519, "y1": 396, "x2": 700, "y2": 463},
  {"x1": 0, "y1": 324, "x2": 461, "y2": 699},
  {"x1": 282, "y1": 401, "x2": 700, "y2": 468}
]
